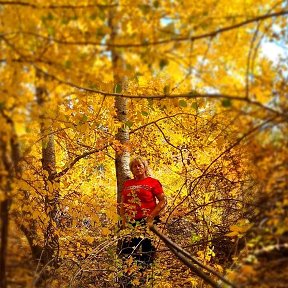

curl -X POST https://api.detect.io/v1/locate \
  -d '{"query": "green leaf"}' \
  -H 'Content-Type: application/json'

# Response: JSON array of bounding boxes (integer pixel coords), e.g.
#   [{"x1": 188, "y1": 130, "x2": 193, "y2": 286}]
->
[
  {"x1": 90, "y1": 13, "x2": 97, "y2": 20},
  {"x1": 98, "y1": 10, "x2": 105, "y2": 21},
  {"x1": 191, "y1": 102, "x2": 198, "y2": 110},
  {"x1": 61, "y1": 18, "x2": 70, "y2": 25},
  {"x1": 153, "y1": 0, "x2": 159, "y2": 8},
  {"x1": 89, "y1": 84, "x2": 98, "y2": 89},
  {"x1": 47, "y1": 27, "x2": 55, "y2": 36},
  {"x1": 221, "y1": 98, "x2": 232, "y2": 107},
  {"x1": 64, "y1": 60, "x2": 72, "y2": 69},
  {"x1": 114, "y1": 83, "x2": 122, "y2": 94},
  {"x1": 179, "y1": 100, "x2": 187, "y2": 107},
  {"x1": 96, "y1": 28, "x2": 105, "y2": 37},
  {"x1": 139, "y1": 4, "x2": 150, "y2": 14},
  {"x1": 47, "y1": 12, "x2": 54, "y2": 21},
  {"x1": 125, "y1": 121, "x2": 133, "y2": 128},
  {"x1": 147, "y1": 98, "x2": 154, "y2": 109},
  {"x1": 126, "y1": 63, "x2": 133, "y2": 71},
  {"x1": 163, "y1": 85, "x2": 170, "y2": 95},
  {"x1": 190, "y1": 233, "x2": 201, "y2": 243},
  {"x1": 79, "y1": 114, "x2": 88, "y2": 124},
  {"x1": 159, "y1": 59, "x2": 169, "y2": 70},
  {"x1": 0, "y1": 102, "x2": 5, "y2": 111},
  {"x1": 141, "y1": 111, "x2": 149, "y2": 116}
]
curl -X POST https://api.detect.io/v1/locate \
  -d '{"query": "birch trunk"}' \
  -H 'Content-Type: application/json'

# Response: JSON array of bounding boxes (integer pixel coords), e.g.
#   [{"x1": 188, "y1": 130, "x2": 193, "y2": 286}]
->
[
  {"x1": 35, "y1": 71, "x2": 59, "y2": 266},
  {"x1": 108, "y1": 8, "x2": 131, "y2": 208}
]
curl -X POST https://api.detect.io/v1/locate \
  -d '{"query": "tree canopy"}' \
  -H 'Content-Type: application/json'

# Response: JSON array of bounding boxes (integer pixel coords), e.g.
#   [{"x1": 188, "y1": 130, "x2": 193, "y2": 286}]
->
[{"x1": 0, "y1": 0, "x2": 287, "y2": 287}]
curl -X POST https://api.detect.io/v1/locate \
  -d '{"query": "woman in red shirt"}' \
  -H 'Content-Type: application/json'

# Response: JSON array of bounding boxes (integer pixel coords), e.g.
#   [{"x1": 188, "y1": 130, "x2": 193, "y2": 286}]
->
[{"x1": 120, "y1": 156, "x2": 166, "y2": 265}]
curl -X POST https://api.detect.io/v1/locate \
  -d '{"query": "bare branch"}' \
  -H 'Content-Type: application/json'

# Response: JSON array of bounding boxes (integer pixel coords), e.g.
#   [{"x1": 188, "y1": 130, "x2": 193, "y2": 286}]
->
[
  {"x1": 0, "y1": 1, "x2": 117, "y2": 9},
  {"x1": 10, "y1": 10, "x2": 288, "y2": 47},
  {"x1": 246, "y1": 23, "x2": 261, "y2": 98},
  {"x1": 33, "y1": 66, "x2": 287, "y2": 118},
  {"x1": 177, "y1": 198, "x2": 258, "y2": 222},
  {"x1": 52, "y1": 143, "x2": 111, "y2": 180},
  {"x1": 168, "y1": 116, "x2": 280, "y2": 216}
]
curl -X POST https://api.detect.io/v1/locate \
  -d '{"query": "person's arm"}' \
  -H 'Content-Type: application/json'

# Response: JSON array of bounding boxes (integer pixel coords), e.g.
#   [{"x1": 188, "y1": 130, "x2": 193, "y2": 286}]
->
[{"x1": 147, "y1": 193, "x2": 166, "y2": 227}]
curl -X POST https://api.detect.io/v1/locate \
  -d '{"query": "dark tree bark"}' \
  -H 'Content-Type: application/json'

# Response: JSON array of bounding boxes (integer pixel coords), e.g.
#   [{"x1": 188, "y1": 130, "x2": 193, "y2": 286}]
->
[
  {"x1": 0, "y1": 199, "x2": 9, "y2": 288},
  {"x1": 0, "y1": 115, "x2": 21, "y2": 288},
  {"x1": 0, "y1": 142, "x2": 9, "y2": 288}
]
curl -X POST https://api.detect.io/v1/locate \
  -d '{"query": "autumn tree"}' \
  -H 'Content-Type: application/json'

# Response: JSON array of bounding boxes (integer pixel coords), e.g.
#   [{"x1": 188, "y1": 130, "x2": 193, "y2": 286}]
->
[{"x1": 0, "y1": 0, "x2": 287, "y2": 287}]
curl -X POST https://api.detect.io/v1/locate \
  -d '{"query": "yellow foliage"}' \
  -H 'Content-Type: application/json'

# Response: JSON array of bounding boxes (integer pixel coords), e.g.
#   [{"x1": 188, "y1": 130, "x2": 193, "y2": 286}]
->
[{"x1": 0, "y1": 0, "x2": 286, "y2": 287}]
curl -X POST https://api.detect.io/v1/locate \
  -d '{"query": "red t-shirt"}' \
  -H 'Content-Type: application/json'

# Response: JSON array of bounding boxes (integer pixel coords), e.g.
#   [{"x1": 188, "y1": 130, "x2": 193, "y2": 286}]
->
[{"x1": 122, "y1": 177, "x2": 164, "y2": 220}]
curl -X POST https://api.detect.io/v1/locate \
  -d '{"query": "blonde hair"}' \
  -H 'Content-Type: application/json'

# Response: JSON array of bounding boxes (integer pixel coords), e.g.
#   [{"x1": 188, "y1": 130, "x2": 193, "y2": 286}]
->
[{"x1": 129, "y1": 156, "x2": 152, "y2": 176}]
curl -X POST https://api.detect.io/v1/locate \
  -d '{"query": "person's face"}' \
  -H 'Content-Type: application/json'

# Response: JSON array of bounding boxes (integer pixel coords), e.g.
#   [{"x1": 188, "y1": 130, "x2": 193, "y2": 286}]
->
[{"x1": 131, "y1": 161, "x2": 146, "y2": 178}]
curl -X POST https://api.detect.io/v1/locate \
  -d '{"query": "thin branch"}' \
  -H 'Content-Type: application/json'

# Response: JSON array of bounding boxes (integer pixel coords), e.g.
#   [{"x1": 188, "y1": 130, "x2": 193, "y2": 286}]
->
[
  {"x1": 27, "y1": 65, "x2": 287, "y2": 118},
  {"x1": 52, "y1": 143, "x2": 111, "y2": 180},
  {"x1": 118, "y1": 112, "x2": 201, "y2": 134},
  {"x1": 172, "y1": 198, "x2": 258, "y2": 224},
  {"x1": 0, "y1": 56, "x2": 282, "y2": 118},
  {"x1": 154, "y1": 123, "x2": 181, "y2": 152},
  {"x1": 8, "y1": 10, "x2": 288, "y2": 47},
  {"x1": 0, "y1": 1, "x2": 117, "y2": 9},
  {"x1": 246, "y1": 23, "x2": 261, "y2": 98},
  {"x1": 245, "y1": 1, "x2": 281, "y2": 98},
  {"x1": 168, "y1": 116, "x2": 280, "y2": 216},
  {"x1": 32, "y1": 66, "x2": 286, "y2": 118},
  {"x1": 253, "y1": 243, "x2": 288, "y2": 256}
]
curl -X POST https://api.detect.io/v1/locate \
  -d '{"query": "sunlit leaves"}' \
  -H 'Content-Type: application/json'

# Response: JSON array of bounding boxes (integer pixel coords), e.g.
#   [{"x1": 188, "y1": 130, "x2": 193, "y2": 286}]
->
[
  {"x1": 1, "y1": 0, "x2": 287, "y2": 287},
  {"x1": 226, "y1": 219, "x2": 253, "y2": 237}
]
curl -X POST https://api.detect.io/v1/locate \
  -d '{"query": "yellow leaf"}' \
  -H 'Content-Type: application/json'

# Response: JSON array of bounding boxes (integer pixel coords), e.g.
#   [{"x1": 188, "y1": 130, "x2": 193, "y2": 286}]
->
[
  {"x1": 102, "y1": 227, "x2": 110, "y2": 236},
  {"x1": 86, "y1": 236, "x2": 94, "y2": 244},
  {"x1": 225, "y1": 231, "x2": 239, "y2": 237},
  {"x1": 241, "y1": 265, "x2": 256, "y2": 276},
  {"x1": 132, "y1": 278, "x2": 140, "y2": 286}
]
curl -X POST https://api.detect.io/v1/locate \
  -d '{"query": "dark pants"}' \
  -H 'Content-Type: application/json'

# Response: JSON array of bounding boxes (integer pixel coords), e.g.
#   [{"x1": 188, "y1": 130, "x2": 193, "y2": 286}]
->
[
  {"x1": 121, "y1": 236, "x2": 156, "y2": 265},
  {"x1": 120, "y1": 216, "x2": 159, "y2": 266}
]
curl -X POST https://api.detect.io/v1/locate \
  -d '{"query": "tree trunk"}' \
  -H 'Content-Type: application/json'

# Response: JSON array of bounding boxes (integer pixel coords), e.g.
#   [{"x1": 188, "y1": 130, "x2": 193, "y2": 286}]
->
[
  {"x1": 35, "y1": 71, "x2": 59, "y2": 266},
  {"x1": 108, "y1": 8, "x2": 131, "y2": 207},
  {"x1": 0, "y1": 113, "x2": 22, "y2": 288},
  {"x1": 0, "y1": 199, "x2": 9, "y2": 288},
  {"x1": 0, "y1": 141, "x2": 9, "y2": 288}
]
